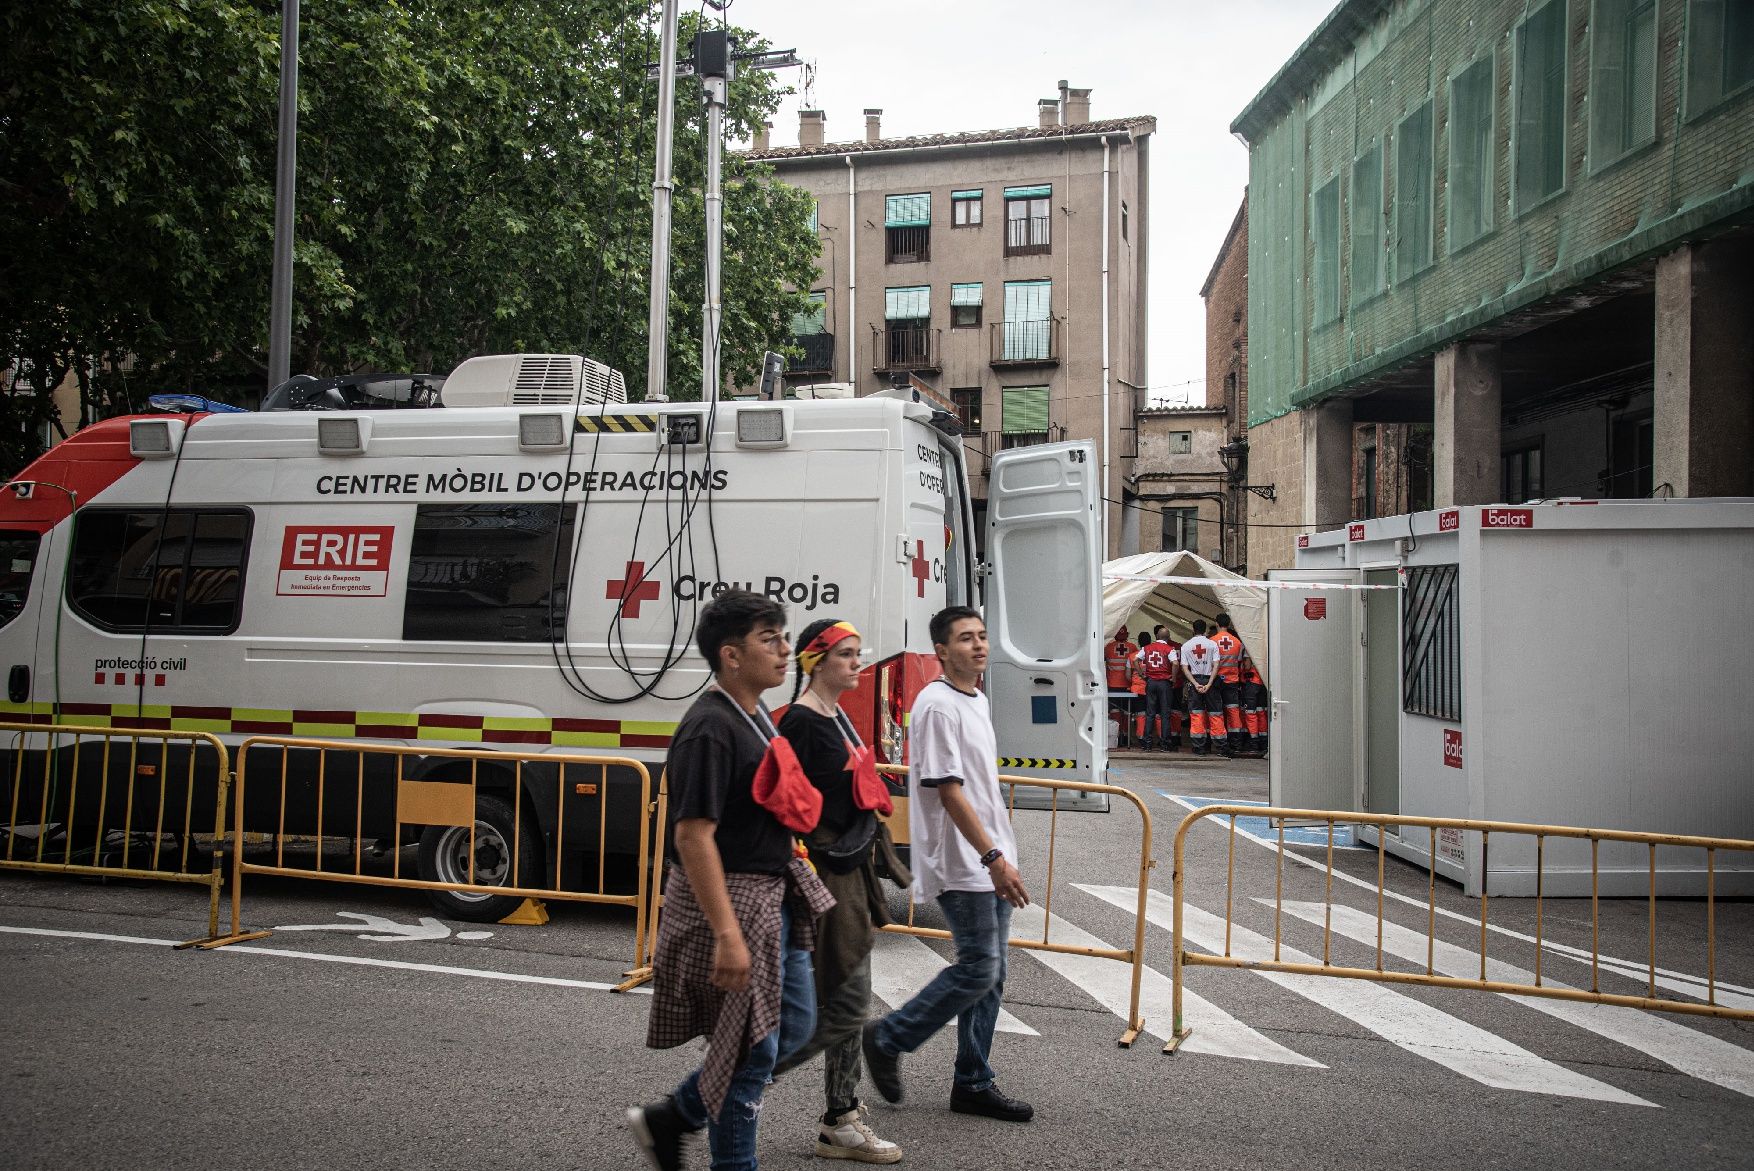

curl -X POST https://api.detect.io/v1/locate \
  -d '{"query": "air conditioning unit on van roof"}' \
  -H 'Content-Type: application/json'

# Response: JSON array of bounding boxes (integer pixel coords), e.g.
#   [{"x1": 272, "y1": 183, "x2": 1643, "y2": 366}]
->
[{"x1": 443, "y1": 353, "x2": 627, "y2": 409}]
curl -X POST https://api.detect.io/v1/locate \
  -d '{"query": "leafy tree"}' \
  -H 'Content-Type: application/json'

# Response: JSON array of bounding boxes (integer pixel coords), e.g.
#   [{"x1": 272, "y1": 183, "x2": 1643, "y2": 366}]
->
[{"x1": 0, "y1": 0, "x2": 818, "y2": 476}]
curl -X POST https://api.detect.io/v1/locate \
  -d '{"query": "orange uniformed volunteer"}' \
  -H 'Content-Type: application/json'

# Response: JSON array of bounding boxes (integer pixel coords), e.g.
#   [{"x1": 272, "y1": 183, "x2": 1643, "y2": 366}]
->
[
  {"x1": 1240, "y1": 652, "x2": 1267, "y2": 758},
  {"x1": 1104, "y1": 627, "x2": 1135, "y2": 691},
  {"x1": 1211, "y1": 613, "x2": 1246, "y2": 758}
]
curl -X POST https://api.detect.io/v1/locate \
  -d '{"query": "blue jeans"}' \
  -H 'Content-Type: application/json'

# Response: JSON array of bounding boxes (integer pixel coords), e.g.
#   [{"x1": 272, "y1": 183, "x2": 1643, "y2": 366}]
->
[
  {"x1": 672, "y1": 913, "x2": 817, "y2": 1171},
  {"x1": 873, "y1": 889, "x2": 1012, "y2": 1092}
]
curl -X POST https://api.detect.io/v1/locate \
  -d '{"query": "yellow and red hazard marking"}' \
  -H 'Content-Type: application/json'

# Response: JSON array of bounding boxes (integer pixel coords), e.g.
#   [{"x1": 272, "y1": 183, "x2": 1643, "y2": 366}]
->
[{"x1": 0, "y1": 701, "x2": 675, "y2": 749}]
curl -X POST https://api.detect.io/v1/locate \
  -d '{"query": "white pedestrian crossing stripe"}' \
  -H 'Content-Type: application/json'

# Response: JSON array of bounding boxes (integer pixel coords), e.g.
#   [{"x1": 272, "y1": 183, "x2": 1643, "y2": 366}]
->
[
  {"x1": 1078, "y1": 884, "x2": 1655, "y2": 1107},
  {"x1": 1274, "y1": 899, "x2": 1754, "y2": 1100},
  {"x1": 868, "y1": 928, "x2": 1038, "y2": 1035},
  {"x1": 1008, "y1": 903, "x2": 1324, "y2": 1067}
]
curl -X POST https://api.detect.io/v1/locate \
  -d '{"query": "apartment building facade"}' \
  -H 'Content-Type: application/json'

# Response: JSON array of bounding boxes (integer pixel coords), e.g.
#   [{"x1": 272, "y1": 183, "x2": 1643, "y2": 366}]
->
[
  {"x1": 1233, "y1": 0, "x2": 1754, "y2": 574},
  {"x1": 744, "y1": 85, "x2": 1154, "y2": 557}
]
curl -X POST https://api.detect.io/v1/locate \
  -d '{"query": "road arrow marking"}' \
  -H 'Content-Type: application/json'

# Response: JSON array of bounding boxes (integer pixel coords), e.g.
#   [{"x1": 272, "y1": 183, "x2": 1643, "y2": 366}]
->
[{"x1": 271, "y1": 912, "x2": 454, "y2": 942}]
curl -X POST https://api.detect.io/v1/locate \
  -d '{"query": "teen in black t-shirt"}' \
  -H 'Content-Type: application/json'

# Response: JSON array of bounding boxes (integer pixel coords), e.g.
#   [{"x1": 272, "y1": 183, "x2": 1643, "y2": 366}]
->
[{"x1": 666, "y1": 689, "x2": 794, "y2": 875}]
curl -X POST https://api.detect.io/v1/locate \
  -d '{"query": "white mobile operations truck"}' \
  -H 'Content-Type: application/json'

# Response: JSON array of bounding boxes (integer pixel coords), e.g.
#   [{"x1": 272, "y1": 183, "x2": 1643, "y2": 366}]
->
[{"x1": 0, "y1": 354, "x2": 1105, "y2": 919}]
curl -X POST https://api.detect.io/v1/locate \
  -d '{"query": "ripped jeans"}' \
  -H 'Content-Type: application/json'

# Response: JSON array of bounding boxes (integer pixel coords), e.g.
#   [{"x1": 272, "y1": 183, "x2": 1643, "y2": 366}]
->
[{"x1": 671, "y1": 914, "x2": 817, "y2": 1171}]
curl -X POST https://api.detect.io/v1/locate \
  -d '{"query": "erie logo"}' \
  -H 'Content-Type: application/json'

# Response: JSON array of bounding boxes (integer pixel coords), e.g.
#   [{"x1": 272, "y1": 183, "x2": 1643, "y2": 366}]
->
[
  {"x1": 1481, "y1": 508, "x2": 1534, "y2": 529},
  {"x1": 1443, "y1": 728, "x2": 1463, "y2": 769},
  {"x1": 1438, "y1": 510, "x2": 1460, "y2": 532},
  {"x1": 1297, "y1": 534, "x2": 1310, "y2": 549},
  {"x1": 1303, "y1": 597, "x2": 1327, "y2": 621},
  {"x1": 1347, "y1": 523, "x2": 1366, "y2": 541}
]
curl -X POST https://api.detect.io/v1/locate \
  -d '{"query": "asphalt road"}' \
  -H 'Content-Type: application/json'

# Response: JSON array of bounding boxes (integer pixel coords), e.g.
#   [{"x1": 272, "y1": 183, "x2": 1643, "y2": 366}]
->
[{"x1": 3, "y1": 754, "x2": 1751, "y2": 1171}]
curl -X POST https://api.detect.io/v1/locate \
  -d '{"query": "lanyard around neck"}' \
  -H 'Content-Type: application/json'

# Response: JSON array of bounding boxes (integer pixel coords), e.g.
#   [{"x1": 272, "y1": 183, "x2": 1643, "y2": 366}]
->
[{"x1": 710, "y1": 684, "x2": 778, "y2": 744}]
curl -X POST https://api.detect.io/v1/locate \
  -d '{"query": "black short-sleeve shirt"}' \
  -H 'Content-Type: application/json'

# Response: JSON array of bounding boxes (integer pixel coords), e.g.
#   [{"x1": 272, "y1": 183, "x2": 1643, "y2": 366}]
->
[
  {"x1": 776, "y1": 705, "x2": 856, "y2": 837},
  {"x1": 664, "y1": 690, "x2": 793, "y2": 875}
]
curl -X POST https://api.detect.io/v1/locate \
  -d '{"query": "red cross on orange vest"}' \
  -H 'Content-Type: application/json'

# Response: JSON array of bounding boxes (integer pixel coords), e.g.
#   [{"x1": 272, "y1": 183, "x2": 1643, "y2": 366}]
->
[{"x1": 606, "y1": 560, "x2": 661, "y2": 618}]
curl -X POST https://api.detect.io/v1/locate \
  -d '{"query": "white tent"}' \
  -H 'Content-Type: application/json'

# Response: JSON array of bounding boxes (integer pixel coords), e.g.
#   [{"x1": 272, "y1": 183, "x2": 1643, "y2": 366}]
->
[{"x1": 1101, "y1": 551, "x2": 1271, "y2": 685}]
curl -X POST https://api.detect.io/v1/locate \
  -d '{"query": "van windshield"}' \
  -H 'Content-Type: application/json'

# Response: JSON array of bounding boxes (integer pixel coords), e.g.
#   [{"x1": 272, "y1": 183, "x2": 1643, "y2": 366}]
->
[
  {"x1": 937, "y1": 437, "x2": 971, "y2": 607},
  {"x1": 0, "y1": 531, "x2": 39, "y2": 630}
]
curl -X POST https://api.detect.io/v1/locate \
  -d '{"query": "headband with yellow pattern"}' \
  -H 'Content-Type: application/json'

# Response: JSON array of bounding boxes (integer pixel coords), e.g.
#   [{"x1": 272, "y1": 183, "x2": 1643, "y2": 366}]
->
[{"x1": 797, "y1": 621, "x2": 860, "y2": 676}]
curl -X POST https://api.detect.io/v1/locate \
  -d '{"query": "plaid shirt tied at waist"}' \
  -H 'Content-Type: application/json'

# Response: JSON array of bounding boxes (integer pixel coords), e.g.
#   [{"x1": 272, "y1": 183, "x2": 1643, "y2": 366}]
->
[{"x1": 645, "y1": 856, "x2": 834, "y2": 1117}]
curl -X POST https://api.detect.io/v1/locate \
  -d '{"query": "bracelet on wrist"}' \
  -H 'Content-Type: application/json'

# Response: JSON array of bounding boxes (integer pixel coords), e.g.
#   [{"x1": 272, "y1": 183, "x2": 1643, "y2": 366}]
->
[{"x1": 979, "y1": 847, "x2": 1003, "y2": 868}]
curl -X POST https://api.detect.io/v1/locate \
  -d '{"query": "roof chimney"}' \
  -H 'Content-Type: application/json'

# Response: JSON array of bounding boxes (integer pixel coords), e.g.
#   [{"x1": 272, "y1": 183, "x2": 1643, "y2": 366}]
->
[
  {"x1": 799, "y1": 109, "x2": 826, "y2": 148},
  {"x1": 864, "y1": 108, "x2": 882, "y2": 143},
  {"x1": 1063, "y1": 87, "x2": 1091, "y2": 126},
  {"x1": 753, "y1": 121, "x2": 772, "y2": 152},
  {"x1": 1037, "y1": 98, "x2": 1060, "y2": 129}
]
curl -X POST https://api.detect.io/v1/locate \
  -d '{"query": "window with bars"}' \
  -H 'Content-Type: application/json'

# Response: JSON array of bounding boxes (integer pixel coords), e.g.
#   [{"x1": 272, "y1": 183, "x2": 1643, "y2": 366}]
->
[
  {"x1": 1350, "y1": 142, "x2": 1384, "y2": 303},
  {"x1": 1000, "y1": 385, "x2": 1049, "y2": 448},
  {"x1": 1684, "y1": 0, "x2": 1754, "y2": 119},
  {"x1": 1403, "y1": 564, "x2": 1461, "y2": 722},
  {"x1": 1000, "y1": 280, "x2": 1052, "y2": 360},
  {"x1": 1449, "y1": 57, "x2": 1496, "y2": 252},
  {"x1": 1395, "y1": 103, "x2": 1434, "y2": 280},
  {"x1": 951, "y1": 282, "x2": 983, "y2": 328},
  {"x1": 885, "y1": 192, "x2": 931, "y2": 262},
  {"x1": 1311, "y1": 177, "x2": 1342, "y2": 326},
  {"x1": 1003, "y1": 185, "x2": 1052, "y2": 256},
  {"x1": 952, "y1": 189, "x2": 983, "y2": 227},
  {"x1": 1590, "y1": 0, "x2": 1658, "y2": 168},
  {"x1": 1515, "y1": 0, "x2": 1569, "y2": 212}
]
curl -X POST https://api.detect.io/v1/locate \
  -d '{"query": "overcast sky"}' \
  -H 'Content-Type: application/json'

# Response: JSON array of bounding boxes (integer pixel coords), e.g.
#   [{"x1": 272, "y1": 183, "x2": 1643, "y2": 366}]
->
[{"x1": 724, "y1": 0, "x2": 1332, "y2": 405}]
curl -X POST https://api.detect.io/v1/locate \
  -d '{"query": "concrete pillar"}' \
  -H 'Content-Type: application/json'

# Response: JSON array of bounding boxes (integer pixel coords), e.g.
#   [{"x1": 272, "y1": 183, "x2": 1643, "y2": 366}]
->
[
  {"x1": 1433, "y1": 341, "x2": 1502, "y2": 506},
  {"x1": 1303, "y1": 398, "x2": 1354, "y2": 529},
  {"x1": 1654, "y1": 239, "x2": 1754, "y2": 497}
]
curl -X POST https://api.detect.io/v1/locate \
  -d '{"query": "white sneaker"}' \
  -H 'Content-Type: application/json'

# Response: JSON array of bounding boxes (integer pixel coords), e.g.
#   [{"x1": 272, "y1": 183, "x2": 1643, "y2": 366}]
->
[{"x1": 816, "y1": 1103, "x2": 903, "y2": 1164}]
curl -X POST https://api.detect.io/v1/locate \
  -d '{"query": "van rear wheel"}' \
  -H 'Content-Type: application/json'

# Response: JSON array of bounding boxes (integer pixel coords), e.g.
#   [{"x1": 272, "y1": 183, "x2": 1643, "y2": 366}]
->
[{"x1": 416, "y1": 792, "x2": 541, "y2": 923}]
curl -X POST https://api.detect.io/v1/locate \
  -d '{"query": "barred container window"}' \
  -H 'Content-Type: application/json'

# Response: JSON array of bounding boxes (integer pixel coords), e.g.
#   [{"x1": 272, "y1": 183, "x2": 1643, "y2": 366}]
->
[{"x1": 1402, "y1": 564, "x2": 1461, "y2": 721}]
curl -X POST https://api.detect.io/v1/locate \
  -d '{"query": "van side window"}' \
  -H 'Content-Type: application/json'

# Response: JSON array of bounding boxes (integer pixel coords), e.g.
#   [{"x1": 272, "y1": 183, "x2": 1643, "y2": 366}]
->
[
  {"x1": 402, "y1": 504, "x2": 575, "y2": 642},
  {"x1": 0, "y1": 531, "x2": 40, "y2": 630},
  {"x1": 67, "y1": 510, "x2": 250, "y2": 633}
]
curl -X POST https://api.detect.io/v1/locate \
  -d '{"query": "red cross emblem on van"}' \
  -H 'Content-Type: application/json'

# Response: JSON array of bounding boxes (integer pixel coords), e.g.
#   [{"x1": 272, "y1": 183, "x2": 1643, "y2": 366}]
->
[
  {"x1": 607, "y1": 561, "x2": 661, "y2": 618},
  {"x1": 909, "y1": 540, "x2": 931, "y2": 598}
]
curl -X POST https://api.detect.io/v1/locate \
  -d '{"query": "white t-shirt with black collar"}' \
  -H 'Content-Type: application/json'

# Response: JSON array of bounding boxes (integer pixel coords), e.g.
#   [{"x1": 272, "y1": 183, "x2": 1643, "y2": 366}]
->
[{"x1": 906, "y1": 677, "x2": 1019, "y2": 903}]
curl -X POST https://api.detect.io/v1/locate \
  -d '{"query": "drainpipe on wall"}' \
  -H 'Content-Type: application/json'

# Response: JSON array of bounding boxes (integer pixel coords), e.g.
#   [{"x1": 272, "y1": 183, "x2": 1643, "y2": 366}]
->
[
  {"x1": 845, "y1": 154, "x2": 857, "y2": 391},
  {"x1": 1100, "y1": 135, "x2": 1112, "y2": 559}
]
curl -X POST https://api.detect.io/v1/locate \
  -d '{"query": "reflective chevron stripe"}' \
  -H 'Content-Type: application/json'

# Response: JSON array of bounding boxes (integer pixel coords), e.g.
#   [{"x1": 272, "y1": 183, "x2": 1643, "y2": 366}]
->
[
  {"x1": 574, "y1": 413, "x2": 659, "y2": 434},
  {"x1": 996, "y1": 757, "x2": 1078, "y2": 769},
  {"x1": 0, "y1": 701, "x2": 675, "y2": 750}
]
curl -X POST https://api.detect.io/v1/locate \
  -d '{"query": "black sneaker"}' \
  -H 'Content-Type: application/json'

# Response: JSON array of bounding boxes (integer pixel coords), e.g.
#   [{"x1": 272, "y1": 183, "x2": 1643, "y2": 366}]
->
[
  {"x1": 862, "y1": 1021, "x2": 904, "y2": 1103},
  {"x1": 627, "y1": 1096, "x2": 693, "y2": 1171},
  {"x1": 950, "y1": 1084, "x2": 1034, "y2": 1122}
]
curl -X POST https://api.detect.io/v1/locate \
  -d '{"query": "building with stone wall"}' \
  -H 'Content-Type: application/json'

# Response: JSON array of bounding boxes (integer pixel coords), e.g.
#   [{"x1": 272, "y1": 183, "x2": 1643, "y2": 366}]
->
[
  {"x1": 1133, "y1": 405, "x2": 1233, "y2": 565},
  {"x1": 1233, "y1": 0, "x2": 1754, "y2": 574},
  {"x1": 743, "y1": 84, "x2": 1154, "y2": 557}
]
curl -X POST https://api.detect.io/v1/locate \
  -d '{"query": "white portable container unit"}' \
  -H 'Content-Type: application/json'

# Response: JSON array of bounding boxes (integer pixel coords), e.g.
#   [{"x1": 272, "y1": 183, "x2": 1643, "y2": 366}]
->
[{"x1": 1274, "y1": 498, "x2": 1754, "y2": 897}]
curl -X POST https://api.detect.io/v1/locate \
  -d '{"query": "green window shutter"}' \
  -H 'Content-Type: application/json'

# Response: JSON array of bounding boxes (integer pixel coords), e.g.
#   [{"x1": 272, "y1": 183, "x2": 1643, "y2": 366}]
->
[
  {"x1": 1001, "y1": 386, "x2": 1049, "y2": 434},
  {"x1": 1003, "y1": 184, "x2": 1052, "y2": 199},
  {"x1": 808, "y1": 199, "x2": 819, "y2": 234},
  {"x1": 791, "y1": 291, "x2": 826, "y2": 336},
  {"x1": 950, "y1": 282, "x2": 984, "y2": 307},
  {"x1": 1515, "y1": 0, "x2": 1568, "y2": 211},
  {"x1": 1349, "y1": 143, "x2": 1383, "y2": 302},
  {"x1": 1002, "y1": 279, "x2": 1052, "y2": 321},
  {"x1": 1311, "y1": 178, "x2": 1341, "y2": 325},
  {"x1": 1394, "y1": 103, "x2": 1433, "y2": 281},
  {"x1": 884, "y1": 193, "x2": 931, "y2": 228},
  {"x1": 1448, "y1": 58, "x2": 1495, "y2": 251},
  {"x1": 952, "y1": 189, "x2": 983, "y2": 201},
  {"x1": 885, "y1": 285, "x2": 930, "y2": 321}
]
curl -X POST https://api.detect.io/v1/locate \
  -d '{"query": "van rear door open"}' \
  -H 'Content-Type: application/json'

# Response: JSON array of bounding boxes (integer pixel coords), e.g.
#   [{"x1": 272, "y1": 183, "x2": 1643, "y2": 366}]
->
[{"x1": 984, "y1": 441, "x2": 1106, "y2": 811}]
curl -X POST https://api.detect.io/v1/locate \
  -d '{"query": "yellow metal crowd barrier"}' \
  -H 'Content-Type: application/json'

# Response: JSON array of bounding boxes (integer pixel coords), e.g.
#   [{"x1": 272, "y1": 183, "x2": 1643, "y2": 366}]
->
[
  {"x1": 1164, "y1": 805, "x2": 1754, "y2": 1053},
  {"x1": 880, "y1": 764, "x2": 1157, "y2": 1047},
  {"x1": 200, "y1": 736, "x2": 656, "y2": 977},
  {"x1": 0, "y1": 721, "x2": 233, "y2": 939}
]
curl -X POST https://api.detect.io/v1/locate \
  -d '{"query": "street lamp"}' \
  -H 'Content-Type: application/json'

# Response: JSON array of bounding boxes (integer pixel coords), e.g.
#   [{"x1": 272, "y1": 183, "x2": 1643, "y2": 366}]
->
[{"x1": 1218, "y1": 438, "x2": 1276, "y2": 501}]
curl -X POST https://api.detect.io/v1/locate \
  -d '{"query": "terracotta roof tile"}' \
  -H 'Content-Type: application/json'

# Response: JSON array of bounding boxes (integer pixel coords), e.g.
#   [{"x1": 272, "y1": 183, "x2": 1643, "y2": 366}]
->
[{"x1": 744, "y1": 116, "x2": 1155, "y2": 161}]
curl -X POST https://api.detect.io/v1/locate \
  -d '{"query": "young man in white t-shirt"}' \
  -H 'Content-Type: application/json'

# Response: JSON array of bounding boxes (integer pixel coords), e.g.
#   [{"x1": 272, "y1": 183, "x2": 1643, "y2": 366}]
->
[{"x1": 861, "y1": 606, "x2": 1034, "y2": 1124}]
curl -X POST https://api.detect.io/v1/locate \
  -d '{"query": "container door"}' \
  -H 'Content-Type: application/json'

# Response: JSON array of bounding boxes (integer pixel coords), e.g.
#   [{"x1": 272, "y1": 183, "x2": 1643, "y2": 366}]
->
[
  {"x1": 1362, "y1": 568, "x2": 1401, "y2": 818},
  {"x1": 985, "y1": 441, "x2": 1106, "y2": 811},
  {"x1": 1267, "y1": 569, "x2": 1358, "y2": 812}
]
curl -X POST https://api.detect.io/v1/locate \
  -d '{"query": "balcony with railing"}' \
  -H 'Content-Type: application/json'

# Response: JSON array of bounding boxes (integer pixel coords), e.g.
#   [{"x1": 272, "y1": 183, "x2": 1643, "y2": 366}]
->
[
  {"x1": 1004, "y1": 214, "x2": 1051, "y2": 257},
  {"x1": 990, "y1": 318, "x2": 1059, "y2": 367},
  {"x1": 789, "y1": 332, "x2": 836, "y2": 376},
  {"x1": 872, "y1": 325, "x2": 940, "y2": 373}
]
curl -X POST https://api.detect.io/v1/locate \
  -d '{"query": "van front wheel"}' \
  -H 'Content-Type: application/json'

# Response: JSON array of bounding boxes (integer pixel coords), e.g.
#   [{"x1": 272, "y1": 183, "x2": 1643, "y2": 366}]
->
[{"x1": 416, "y1": 792, "x2": 541, "y2": 923}]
